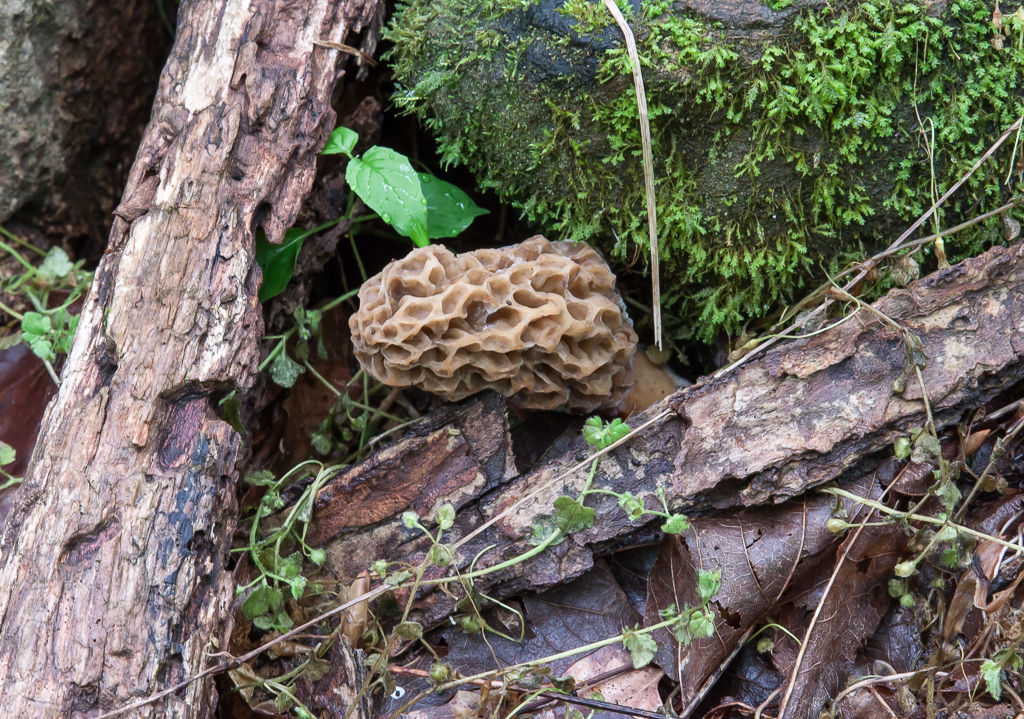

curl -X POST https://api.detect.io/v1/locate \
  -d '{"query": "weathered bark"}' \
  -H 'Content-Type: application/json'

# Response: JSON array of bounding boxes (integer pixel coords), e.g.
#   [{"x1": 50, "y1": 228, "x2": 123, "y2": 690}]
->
[
  {"x1": 311, "y1": 240, "x2": 1024, "y2": 625},
  {"x1": 0, "y1": 0, "x2": 382, "y2": 717},
  {"x1": 0, "y1": 0, "x2": 168, "y2": 245}
]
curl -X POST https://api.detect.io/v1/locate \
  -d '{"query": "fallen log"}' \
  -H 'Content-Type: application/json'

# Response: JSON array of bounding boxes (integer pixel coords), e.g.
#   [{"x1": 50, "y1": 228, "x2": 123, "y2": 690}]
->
[
  {"x1": 311, "y1": 239, "x2": 1024, "y2": 625},
  {"x1": 0, "y1": 0, "x2": 382, "y2": 717}
]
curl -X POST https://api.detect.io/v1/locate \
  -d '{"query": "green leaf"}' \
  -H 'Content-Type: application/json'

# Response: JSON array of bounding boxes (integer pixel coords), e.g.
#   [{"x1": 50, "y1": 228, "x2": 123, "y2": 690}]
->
[
  {"x1": 386, "y1": 569, "x2": 411, "y2": 586},
  {"x1": 417, "y1": 172, "x2": 488, "y2": 238},
  {"x1": 436, "y1": 503, "x2": 456, "y2": 530},
  {"x1": 255, "y1": 228, "x2": 307, "y2": 303},
  {"x1": 529, "y1": 517, "x2": 560, "y2": 546},
  {"x1": 658, "y1": 604, "x2": 679, "y2": 621},
  {"x1": 670, "y1": 618, "x2": 692, "y2": 646},
  {"x1": 688, "y1": 607, "x2": 715, "y2": 639},
  {"x1": 278, "y1": 552, "x2": 302, "y2": 579},
  {"x1": 289, "y1": 575, "x2": 307, "y2": 600},
  {"x1": 981, "y1": 658, "x2": 1003, "y2": 700},
  {"x1": 549, "y1": 675, "x2": 576, "y2": 693},
  {"x1": 346, "y1": 147, "x2": 429, "y2": 246},
  {"x1": 553, "y1": 496, "x2": 595, "y2": 534},
  {"x1": 308, "y1": 547, "x2": 326, "y2": 566},
  {"x1": 582, "y1": 417, "x2": 630, "y2": 450},
  {"x1": 269, "y1": 350, "x2": 304, "y2": 388},
  {"x1": 697, "y1": 569, "x2": 722, "y2": 604},
  {"x1": 939, "y1": 547, "x2": 959, "y2": 568},
  {"x1": 459, "y1": 614, "x2": 482, "y2": 633},
  {"x1": 242, "y1": 583, "x2": 282, "y2": 619},
  {"x1": 252, "y1": 615, "x2": 277, "y2": 631},
  {"x1": 661, "y1": 514, "x2": 690, "y2": 534},
  {"x1": 255, "y1": 220, "x2": 339, "y2": 303},
  {"x1": 394, "y1": 621, "x2": 424, "y2": 641},
  {"x1": 21, "y1": 312, "x2": 50, "y2": 337},
  {"x1": 893, "y1": 436, "x2": 911, "y2": 459},
  {"x1": 322, "y1": 126, "x2": 359, "y2": 156},
  {"x1": 617, "y1": 492, "x2": 645, "y2": 521},
  {"x1": 218, "y1": 390, "x2": 245, "y2": 435},
  {"x1": 311, "y1": 430, "x2": 333, "y2": 455},
  {"x1": 0, "y1": 441, "x2": 15, "y2": 467},
  {"x1": 622, "y1": 628, "x2": 658, "y2": 668},
  {"x1": 21, "y1": 312, "x2": 54, "y2": 362},
  {"x1": 37, "y1": 247, "x2": 73, "y2": 279},
  {"x1": 244, "y1": 469, "x2": 277, "y2": 487},
  {"x1": 53, "y1": 310, "x2": 78, "y2": 355},
  {"x1": 430, "y1": 543, "x2": 453, "y2": 567}
]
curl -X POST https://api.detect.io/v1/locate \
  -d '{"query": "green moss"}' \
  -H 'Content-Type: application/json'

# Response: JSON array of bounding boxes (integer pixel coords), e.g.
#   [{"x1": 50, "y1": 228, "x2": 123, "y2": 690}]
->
[{"x1": 386, "y1": 0, "x2": 1024, "y2": 342}]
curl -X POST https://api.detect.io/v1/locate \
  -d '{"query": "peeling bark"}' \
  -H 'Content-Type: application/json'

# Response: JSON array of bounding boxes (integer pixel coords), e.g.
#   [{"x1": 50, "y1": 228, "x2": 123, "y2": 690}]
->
[
  {"x1": 310, "y1": 240, "x2": 1024, "y2": 625},
  {"x1": 0, "y1": 0, "x2": 382, "y2": 717}
]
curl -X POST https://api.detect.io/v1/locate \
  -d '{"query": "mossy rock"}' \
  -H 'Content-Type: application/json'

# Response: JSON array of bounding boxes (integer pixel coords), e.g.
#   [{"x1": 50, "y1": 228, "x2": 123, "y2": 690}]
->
[{"x1": 386, "y1": 0, "x2": 1024, "y2": 342}]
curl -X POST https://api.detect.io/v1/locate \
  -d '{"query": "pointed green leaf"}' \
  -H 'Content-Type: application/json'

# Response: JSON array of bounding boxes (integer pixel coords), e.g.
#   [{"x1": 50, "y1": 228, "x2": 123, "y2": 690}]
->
[
  {"x1": 417, "y1": 172, "x2": 488, "y2": 238},
  {"x1": 322, "y1": 126, "x2": 359, "y2": 156},
  {"x1": 346, "y1": 147, "x2": 429, "y2": 246}
]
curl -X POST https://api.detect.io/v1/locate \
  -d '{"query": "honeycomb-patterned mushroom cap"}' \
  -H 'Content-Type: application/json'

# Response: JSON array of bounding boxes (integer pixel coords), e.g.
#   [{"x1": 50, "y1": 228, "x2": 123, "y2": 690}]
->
[{"x1": 349, "y1": 236, "x2": 637, "y2": 412}]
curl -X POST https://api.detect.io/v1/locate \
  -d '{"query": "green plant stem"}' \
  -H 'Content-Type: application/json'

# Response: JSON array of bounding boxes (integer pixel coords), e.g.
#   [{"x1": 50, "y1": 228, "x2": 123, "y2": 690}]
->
[
  {"x1": 432, "y1": 616, "x2": 680, "y2": 694},
  {"x1": 0, "y1": 238, "x2": 40, "y2": 274},
  {"x1": 259, "y1": 337, "x2": 287, "y2": 372},
  {"x1": 0, "y1": 299, "x2": 23, "y2": 320},
  {"x1": 749, "y1": 622, "x2": 802, "y2": 648},
  {"x1": 822, "y1": 487, "x2": 1024, "y2": 553},
  {"x1": 456, "y1": 455, "x2": 603, "y2": 581},
  {"x1": 257, "y1": 289, "x2": 359, "y2": 373},
  {"x1": 41, "y1": 359, "x2": 60, "y2": 387},
  {"x1": 0, "y1": 225, "x2": 46, "y2": 257},
  {"x1": 0, "y1": 474, "x2": 23, "y2": 491}
]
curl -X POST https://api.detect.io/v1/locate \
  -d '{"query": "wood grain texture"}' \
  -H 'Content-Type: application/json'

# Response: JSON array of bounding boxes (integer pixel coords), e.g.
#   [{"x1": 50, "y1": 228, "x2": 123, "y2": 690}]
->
[{"x1": 0, "y1": 0, "x2": 382, "y2": 716}]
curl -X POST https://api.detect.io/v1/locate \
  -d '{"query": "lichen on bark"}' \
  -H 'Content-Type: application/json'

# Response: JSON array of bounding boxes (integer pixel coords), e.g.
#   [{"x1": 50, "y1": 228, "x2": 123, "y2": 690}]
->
[{"x1": 386, "y1": 0, "x2": 1024, "y2": 342}]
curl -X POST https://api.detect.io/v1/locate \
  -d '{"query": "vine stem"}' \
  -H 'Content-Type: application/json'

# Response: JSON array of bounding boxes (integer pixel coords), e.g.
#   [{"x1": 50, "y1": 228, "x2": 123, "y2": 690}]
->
[
  {"x1": 431, "y1": 616, "x2": 680, "y2": 695},
  {"x1": 821, "y1": 487, "x2": 1024, "y2": 554}
]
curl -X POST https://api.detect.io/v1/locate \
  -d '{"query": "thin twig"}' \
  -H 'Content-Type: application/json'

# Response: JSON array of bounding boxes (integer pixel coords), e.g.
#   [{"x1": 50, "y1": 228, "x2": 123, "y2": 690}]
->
[
  {"x1": 393, "y1": 665, "x2": 672, "y2": 719},
  {"x1": 778, "y1": 472, "x2": 899, "y2": 717},
  {"x1": 312, "y1": 39, "x2": 378, "y2": 67},
  {"x1": 831, "y1": 668, "x2": 935, "y2": 706},
  {"x1": 601, "y1": 0, "x2": 662, "y2": 349}
]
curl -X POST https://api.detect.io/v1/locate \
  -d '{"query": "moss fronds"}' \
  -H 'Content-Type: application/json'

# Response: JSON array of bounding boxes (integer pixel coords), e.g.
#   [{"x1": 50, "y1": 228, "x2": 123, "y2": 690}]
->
[{"x1": 387, "y1": 0, "x2": 1024, "y2": 342}]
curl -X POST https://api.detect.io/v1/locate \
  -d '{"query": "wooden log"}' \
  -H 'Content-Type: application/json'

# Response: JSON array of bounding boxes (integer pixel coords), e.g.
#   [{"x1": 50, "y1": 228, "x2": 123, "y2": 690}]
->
[
  {"x1": 311, "y1": 240, "x2": 1024, "y2": 625},
  {"x1": 0, "y1": 0, "x2": 382, "y2": 716}
]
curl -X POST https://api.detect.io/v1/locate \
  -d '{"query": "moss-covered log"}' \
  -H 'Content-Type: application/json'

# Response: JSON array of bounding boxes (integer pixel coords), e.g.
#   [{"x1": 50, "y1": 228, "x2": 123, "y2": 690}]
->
[{"x1": 386, "y1": 0, "x2": 1024, "y2": 341}]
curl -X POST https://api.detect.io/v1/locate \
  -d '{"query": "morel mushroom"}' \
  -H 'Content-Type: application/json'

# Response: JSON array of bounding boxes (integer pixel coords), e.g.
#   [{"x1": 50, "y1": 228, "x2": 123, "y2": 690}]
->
[{"x1": 349, "y1": 235, "x2": 637, "y2": 412}]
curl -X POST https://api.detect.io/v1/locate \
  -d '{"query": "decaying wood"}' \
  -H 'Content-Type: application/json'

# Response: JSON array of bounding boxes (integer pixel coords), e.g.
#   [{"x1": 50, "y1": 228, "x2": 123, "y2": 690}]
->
[
  {"x1": 312, "y1": 240, "x2": 1024, "y2": 625},
  {"x1": 0, "y1": 0, "x2": 382, "y2": 716}
]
